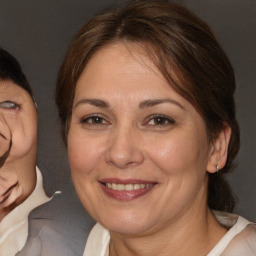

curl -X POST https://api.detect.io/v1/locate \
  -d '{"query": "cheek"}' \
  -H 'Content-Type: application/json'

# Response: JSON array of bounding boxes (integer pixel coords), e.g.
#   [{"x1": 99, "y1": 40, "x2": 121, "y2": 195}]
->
[
  {"x1": 145, "y1": 134, "x2": 209, "y2": 217},
  {"x1": 67, "y1": 131, "x2": 104, "y2": 215},
  {"x1": 67, "y1": 130, "x2": 103, "y2": 176},
  {"x1": 145, "y1": 136, "x2": 187, "y2": 174},
  {"x1": 9, "y1": 112, "x2": 37, "y2": 159},
  {"x1": 144, "y1": 130, "x2": 209, "y2": 177}
]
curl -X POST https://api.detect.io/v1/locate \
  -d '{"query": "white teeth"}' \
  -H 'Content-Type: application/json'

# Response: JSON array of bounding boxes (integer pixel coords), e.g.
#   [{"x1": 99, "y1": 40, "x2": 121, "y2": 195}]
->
[
  {"x1": 133, "y1": 184, "x2": 141, "y2": 190},
  {"x1": 117, "y1": 184, "x2": 124, "y2": 191},
  {"x1": 124, "y1": 184, "x2": 133, "y2": 191},
  {"x1": 105, "y1": 183, "x2": 152, "y2": 191},
  {"x1": 112, "y1": 183, "x2": 117, "y2": 190}
]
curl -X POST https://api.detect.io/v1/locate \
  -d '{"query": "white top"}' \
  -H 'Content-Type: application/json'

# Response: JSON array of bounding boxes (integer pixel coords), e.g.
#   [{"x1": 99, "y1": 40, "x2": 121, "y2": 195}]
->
[
  {"x1": 0, "y1": 167, "x2": 51, "y2": 256},
  {"x1": 83, "y1": 211, "x2": 256, "y2": 256}
]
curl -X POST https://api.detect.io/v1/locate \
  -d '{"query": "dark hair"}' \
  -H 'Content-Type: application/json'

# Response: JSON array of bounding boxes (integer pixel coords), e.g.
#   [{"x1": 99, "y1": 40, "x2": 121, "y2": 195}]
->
[
  {"x1": 0, "y1": 47, "x2": 33, "y2": 97},
  {"x1": 56, "y1": 0, "x2": 239, "y2": 212}
]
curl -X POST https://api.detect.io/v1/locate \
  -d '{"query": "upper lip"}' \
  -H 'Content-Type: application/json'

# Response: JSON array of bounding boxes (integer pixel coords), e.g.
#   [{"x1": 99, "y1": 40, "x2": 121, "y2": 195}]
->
[{"x1": 99, "y1": 178, "x2": 157, "y2": 185}]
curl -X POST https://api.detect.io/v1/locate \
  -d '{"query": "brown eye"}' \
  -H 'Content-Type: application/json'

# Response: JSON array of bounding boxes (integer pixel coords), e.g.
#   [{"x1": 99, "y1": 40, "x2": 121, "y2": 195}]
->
[
  {"x1": 147, "y1": 115, "x2": 174, "y2": 126},
  {"x1": 81, "y1": 115, "x2": 108, "y2": 125}
]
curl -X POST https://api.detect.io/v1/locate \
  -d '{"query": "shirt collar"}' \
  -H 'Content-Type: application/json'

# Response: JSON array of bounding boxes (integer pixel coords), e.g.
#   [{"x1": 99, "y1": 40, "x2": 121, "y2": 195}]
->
[{"x1": 0, "y1": 167, "x2": 50, "y2": 236}]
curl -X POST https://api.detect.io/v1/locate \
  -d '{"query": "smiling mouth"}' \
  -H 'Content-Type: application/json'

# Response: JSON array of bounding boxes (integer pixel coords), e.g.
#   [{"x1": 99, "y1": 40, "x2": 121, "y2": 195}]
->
[
  {"x1": 100, "y1": 180, "x2": 156, "y2": 201},
  {"x1": 105, "y1": 183, "x2": 153, "y2": 191}
]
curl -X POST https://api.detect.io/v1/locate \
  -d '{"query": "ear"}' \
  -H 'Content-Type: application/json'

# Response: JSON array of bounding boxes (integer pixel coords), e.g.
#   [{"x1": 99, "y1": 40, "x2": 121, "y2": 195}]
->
[{"x1": 206, "y1": 125, "x2": 232, "y2": 174}]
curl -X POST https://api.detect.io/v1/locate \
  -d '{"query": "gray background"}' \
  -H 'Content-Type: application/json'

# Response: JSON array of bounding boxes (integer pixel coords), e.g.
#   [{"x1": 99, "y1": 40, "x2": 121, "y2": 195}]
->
[{"x1": 0, "y1": 0, "x2": 255, "y2": 220}]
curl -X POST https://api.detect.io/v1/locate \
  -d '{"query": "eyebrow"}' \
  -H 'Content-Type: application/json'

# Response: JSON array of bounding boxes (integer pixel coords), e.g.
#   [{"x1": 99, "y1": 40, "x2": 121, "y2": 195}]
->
[
  {"x1": 139, "y1": 99, "x2": 184, "y2": 109},
  {"x1": 74, "y1": 99, "x2": 109, "y2": 109},
  {"x1": 74, "y1": 98, "x2": 184, "y2": 110}
]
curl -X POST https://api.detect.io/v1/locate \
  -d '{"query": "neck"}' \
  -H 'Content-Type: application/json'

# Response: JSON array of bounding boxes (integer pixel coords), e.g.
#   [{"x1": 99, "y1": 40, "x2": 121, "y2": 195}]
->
[{"x1": 109, "y1": 202, "x2": 227, "y2": 256}]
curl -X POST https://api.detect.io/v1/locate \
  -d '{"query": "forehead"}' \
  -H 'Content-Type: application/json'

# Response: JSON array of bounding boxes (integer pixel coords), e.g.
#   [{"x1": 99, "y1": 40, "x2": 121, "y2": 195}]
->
[
  {"x1": 87, "y1": 43, "x2": 159, "y2": 72},
  {"x1": 0, "y1": 80, "x2": 32, "y2": 100},
  {"x1": 74, "y1": 43, "x2": 196, "y2": 114},
  {"x1": 77, "y1": 41, "x2": 190, "y2": 95},
  {"x1": 77, "y1": 43, "x2": 167, "y2": 92}
]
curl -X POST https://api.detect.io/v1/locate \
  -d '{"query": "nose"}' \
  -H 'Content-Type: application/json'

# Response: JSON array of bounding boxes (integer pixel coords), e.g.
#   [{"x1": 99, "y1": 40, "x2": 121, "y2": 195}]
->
[{"x1": 105, "y1": 126, "x2": 144, "y2": 169}]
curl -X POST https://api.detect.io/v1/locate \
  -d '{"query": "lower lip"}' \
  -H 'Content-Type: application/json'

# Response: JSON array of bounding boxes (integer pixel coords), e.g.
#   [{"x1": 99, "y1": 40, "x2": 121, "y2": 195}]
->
[{"x1": 100, "y1": 183, "x2": 155, "y2": 201}]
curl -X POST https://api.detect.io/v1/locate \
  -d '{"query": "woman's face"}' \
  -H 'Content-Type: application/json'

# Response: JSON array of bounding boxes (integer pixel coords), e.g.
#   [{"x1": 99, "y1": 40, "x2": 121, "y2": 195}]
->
[
  {"x1": 0, "y1": 80, "x2": 37, "y2": 210},
  {"x1": 68, "y1": 43, "x2": 215, "y2": 236}
]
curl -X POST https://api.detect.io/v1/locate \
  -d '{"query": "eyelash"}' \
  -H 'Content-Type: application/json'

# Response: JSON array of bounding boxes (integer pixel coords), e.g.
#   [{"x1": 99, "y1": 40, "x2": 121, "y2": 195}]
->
[
  {"x1": 145, "y1": 114, "x2": 175, "y2": 127},
  {"x1": 81, "y1": 114, "x2": 109, "y2": 126},
  {"x1": 0, "y1": 101, "x2": 20, "y2": 110},
  {"x1": 80, "y1": 114, "x2": 175, "y2": 128}
]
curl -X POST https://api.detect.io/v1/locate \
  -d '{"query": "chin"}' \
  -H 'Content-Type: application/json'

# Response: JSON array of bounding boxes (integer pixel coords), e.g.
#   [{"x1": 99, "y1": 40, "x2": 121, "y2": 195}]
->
[
  {"x1": 96, "y1": 209, "x2": 158, "y2": 236},
  {"x1": 105, "y1": 222, "x2": 148, "y2": 236}
]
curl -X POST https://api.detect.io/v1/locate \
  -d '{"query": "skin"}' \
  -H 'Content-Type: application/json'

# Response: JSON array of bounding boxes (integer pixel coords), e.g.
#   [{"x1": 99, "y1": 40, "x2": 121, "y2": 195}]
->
[
  {"x1": 0, "y1": 80, "x2": 37, "y2": 221},
  {"x1": 68, "y1": 43, "x2": 231, "y2": 256}
]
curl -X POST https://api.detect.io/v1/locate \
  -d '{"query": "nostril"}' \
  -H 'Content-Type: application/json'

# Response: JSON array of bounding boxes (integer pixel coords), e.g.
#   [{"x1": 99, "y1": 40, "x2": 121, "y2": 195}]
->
[
  {"x1": 105, "y1": 129, "x2": 144, "y2": 169},
  {"x1": 105, "y1": 149, "x2": 144, "y2": 169}
]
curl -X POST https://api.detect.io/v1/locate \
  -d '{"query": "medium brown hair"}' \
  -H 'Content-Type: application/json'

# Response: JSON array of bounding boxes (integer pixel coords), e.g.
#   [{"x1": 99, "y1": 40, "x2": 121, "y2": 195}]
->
[{"x1": 56, "y1": 0, "x2": 239, "y2": 212}]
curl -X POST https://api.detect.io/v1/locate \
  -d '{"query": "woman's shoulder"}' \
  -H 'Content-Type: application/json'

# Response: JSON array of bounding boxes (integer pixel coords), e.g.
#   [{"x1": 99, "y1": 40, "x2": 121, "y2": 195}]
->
[
  {"x1": 211, "y1": 211, "x2": 256, "y2": 256},
  {"x1": 221, "y1": 220, "x2": 256, "y2": 255}
]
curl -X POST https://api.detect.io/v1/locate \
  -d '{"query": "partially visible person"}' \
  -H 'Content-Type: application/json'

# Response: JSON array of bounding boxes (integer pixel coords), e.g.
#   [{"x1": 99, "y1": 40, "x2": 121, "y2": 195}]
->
[
  {"x1": 0, "y1": 48, "x2": 50, "y2": 256},
  {"x1": 0, "y1": 48, "x2": 95, "y2": 256},
  {"x1": 55, "y1": 0, "x2": 256, "y2": 255},
  {"x1": 0, "y1": 48, "x2": 51, "y2": 255}
]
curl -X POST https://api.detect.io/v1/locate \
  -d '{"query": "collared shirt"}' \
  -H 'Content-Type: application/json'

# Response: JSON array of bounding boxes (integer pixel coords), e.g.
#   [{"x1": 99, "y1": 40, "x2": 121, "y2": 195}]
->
[
  {"x1": 0, "y1": 167, "x2": 50, "y2": 256},
  {"x1": 16, "y1": 188, "x2": 95, "y2": 256},
  {"x1": 83, "y1": 211, "x2": 256, "y2": 256}
]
